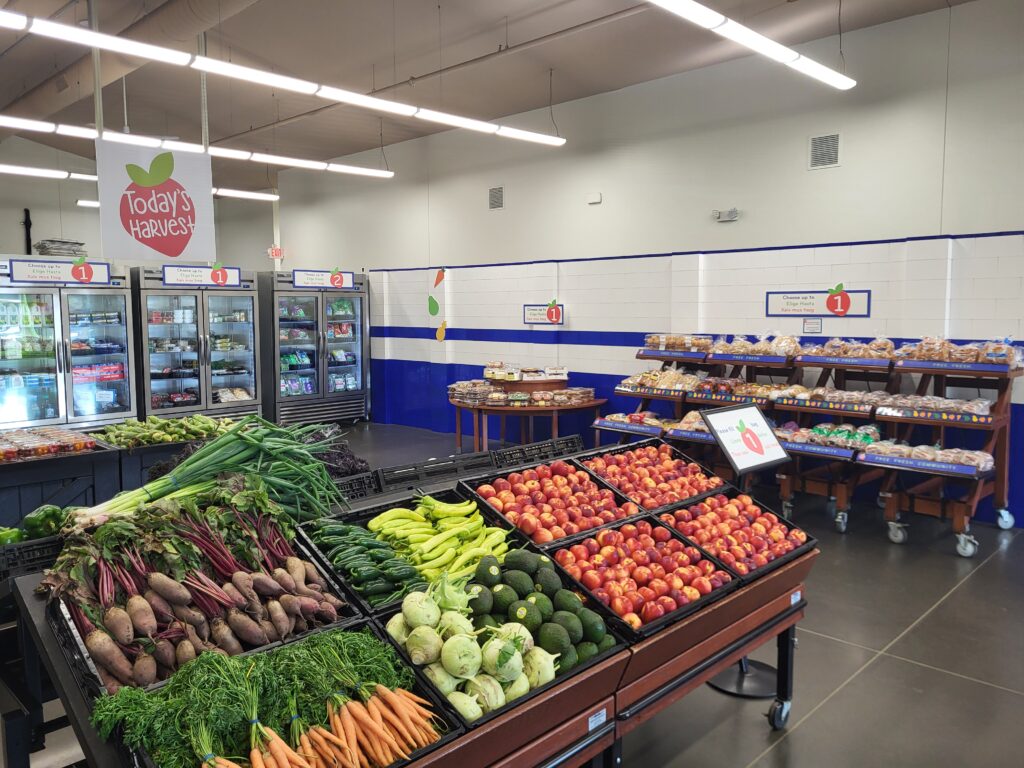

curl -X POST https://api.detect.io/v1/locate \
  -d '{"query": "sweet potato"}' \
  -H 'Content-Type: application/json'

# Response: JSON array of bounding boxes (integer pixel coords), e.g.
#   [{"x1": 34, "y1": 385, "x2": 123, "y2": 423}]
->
[
  {"x1": 251, "y1": 571, "x2": 285, "y2": 598},
  {"x1": 144, "y1": 589, "x2": 175, "y2": 624},
  {"x1": 286, "y1": 557, "x2": 307, "y2": 588},
  {"x1": 126, "y1": 595, "x2": 158, "y2": 637},
  {"x1": 316, "y1": 601, "x2": 338, "y2": 624},
  {"x1": 226, "y1": 607, "x2": 269, "y2": 647},
  {"x1": 320, "y1": 593, "x2": 345, "y2": 610},
  {"x1": 152, "y1": 639, "x2": 176, "y2": 670},
  {"x1": 222, "y1": 582, "x2": 247, "y2": 609},
  {"x1": 85, "y1": 630, "x2": 133, "y2": 684},
  {"x1": 175, "y1": 639, "x2": 197, "y2": 667},
  {"x1": 102, "y1": 606, "x2": 133, "y2": 645},
  {"x1": 297, "y1": 596, "x2": 320, "y2": 617},
  {"x1": 271, "y1": 568, "x2": 296, "y2": 593},
  {"x1": 303, "y1": 560, "x2": 326, "y2": 589},
  {"x1": 278, "y1": 594, "x2": 301, "y2": 618},
  {"x1": 133, "y1": 653, "x2": 157, "y2": 687},
  {"x1": 266, "y1": 600, "x2": 290, "y2": 640},
  {"x1": 172, "y1": 603, "x2": 206, "y2": 629},
  {"x1": 210, "y1": 617, "x2": 244, "y2": 656},
  {"x1": 232, "y1": 571, "x2": 264, "y2": 619},
  {"x1": 292, "y1": 614, "x2": 308, "y2": 634},
  {"x1": 147, "y1": 573, "x2": 191, "y2": 606},
  {"x1": 260, "y1": 619, "x2": 279, "y2": 643}
]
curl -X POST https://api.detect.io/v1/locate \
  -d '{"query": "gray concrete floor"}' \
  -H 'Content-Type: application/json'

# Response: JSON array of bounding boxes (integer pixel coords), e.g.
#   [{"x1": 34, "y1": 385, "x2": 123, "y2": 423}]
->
[{"x1": 3, "y1": 424, "x2": 1021, "y2": 767}]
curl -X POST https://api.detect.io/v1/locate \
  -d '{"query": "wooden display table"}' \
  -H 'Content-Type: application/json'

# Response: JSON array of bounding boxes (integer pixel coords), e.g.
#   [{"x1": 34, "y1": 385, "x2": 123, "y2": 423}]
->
[
  {"x1": 451, "y1": 398, "x2": 607, "y2": 452},
  {"x1": 490, "y1": 377, "x2": 569, "y2": 394}
]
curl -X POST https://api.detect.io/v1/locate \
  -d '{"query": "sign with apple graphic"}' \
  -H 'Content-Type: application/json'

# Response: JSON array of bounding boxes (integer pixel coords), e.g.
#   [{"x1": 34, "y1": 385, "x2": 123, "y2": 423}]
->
[
  {"x1": 96, "y1": 139, "x2": 215, "y2": 262},
  {"x1": 765, "y1": 285, "x2": 870, "y2": 318},
  {"x1": 70, "y1": 256, "x2": 94, "y2": 283},
  {"x1": 162, "y1": 264, "x2": 241, "y2": 287},
  {"x1": 9, "y1": 258, "x2": 111, "y2": 285},
  {"x1": 523, "y1": 300, "x2": 565, "y2": 325},
  {"x1": 703, "y1": 404, "x2": 790, "y2": 476},
  {"x1": 292, "y1": 269, "x2": 354, "y2": 289}
]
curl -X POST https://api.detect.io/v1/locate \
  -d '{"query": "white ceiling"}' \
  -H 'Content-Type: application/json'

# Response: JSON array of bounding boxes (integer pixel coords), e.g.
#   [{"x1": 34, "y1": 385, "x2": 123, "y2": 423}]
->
[{"x1": 0, "y1": 0, "x2": 975, "y2": 189}]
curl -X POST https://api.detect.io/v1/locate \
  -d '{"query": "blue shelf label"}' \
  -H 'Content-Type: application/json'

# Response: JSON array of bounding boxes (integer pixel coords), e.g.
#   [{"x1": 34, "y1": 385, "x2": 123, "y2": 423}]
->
[
  {"x1": 665, "y1": 429, "x2": 716, "y2": 443},
  {"x1": 636, "y1": 349, "x2": 707, "y2": 361},
  {"x1": 781, "y1": 442, "x2": 855, "y2": 460},
  {"x1": 706, "y1": 353, "x2": 789, "y2": 364},
  {"x1": 797, "y1": 355, "x2": 891, "y2": 368},
  {"x1": 856, "y1": 453, "x2": 981, "y2": 477},
  {"x1": 895, "y1": 360, "x2": 1010, "y2": 373},
  {"x1": 593, "y1": 419, "x2": 663, "y2": 436}
]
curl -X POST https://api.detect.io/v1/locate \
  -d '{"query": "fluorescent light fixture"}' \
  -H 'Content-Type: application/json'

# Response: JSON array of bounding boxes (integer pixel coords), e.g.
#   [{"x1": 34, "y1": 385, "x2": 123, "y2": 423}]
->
[
  {"x1": 415, "y1": 108, "x2": 499, "y2": 134},
  {"x1": 57, "y1": 124, "x2": 98, "y2": 139},
  {"x1": 0, "y1": 9, "x2": 28, "y2": 30},
  {"x1": 208, "y1": 146, "x2": 252, "y2": 160},
  {"x1": 192, "y1": 56, "x2": 318, "y2": 95},
  {"x1": 161, "y1": 139, "x2": 205, "y2": 153},
  {"x1": 495, "y1": 126, "x2": 566, "y2": 146},
  {"x1": 213, "y1": 187, "x2": 280, "y2": 201},
  {"x1": 77, "y1": 199, "x2": 101, "y2": 208},
  {"x1": 787, "y1": 55, "x2": 857, "y2": 90},
  {"x1": 0, "y1": 163, "x2": 69, "y2": 179},
  {"x1": 316, "y1": 85, "x2": 418, "y2": 117},
  {"x1": 713, "y1": 19, "x2": 798, "y2": 63},
  {"x1": 0, "y1": 115, "x2": 55, "y2": 133},
  {"x1": 29, "y1": 18, "x2": 191, "y2": 66},
  {"x1": 250, "y1": 152, "x2": 328, "y2": 171},
  {"x1": 647, "y1": 0, "x2": 724, "y2": 29},
  {"x1": 69, "y1": 172, "x2": 98, "y2": 181},
  {"x1": 326, "y1": 163, "x2": 394, "y2": 179},
  {"x1": 102, "y1": 131, "x2": 162, "y2": 148}
]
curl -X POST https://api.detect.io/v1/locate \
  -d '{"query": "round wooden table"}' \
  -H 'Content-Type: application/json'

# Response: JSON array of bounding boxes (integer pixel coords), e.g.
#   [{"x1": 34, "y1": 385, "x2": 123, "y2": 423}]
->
[{"x1": 450, "y1": 398, "x2": 608, "y2": 452}]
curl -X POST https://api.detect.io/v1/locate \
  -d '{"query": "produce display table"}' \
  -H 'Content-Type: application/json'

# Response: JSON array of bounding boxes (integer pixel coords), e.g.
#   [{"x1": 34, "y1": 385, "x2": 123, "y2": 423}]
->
[
  {"x1": 5, "y1": 550, "x2": 819, "y2": 768},
  {"x1": 450, "y1": 399, "x2": 607, "y2": 452}
]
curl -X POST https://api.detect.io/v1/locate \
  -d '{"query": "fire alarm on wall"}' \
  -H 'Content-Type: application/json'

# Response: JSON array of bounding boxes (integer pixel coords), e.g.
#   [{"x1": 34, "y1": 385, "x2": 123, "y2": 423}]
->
[{"x1": 712, "y1": 208, "x2": 740, "y2": 223}]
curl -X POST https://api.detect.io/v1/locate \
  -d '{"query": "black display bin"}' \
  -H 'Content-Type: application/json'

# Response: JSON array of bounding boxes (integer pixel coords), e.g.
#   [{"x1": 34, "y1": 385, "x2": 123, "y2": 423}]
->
[
  {"x1": 335, "y1": 470, "x2": 384, "y2": 503},
  {"x1": 490, "y1": 435, "x2": 585, "y2": 469},
  {"x1": 0, "y1": 535, "x2": 62, "y2": 599},
  {"x1": 377, "y1": 450, "x2": 496, "y2": 493}
]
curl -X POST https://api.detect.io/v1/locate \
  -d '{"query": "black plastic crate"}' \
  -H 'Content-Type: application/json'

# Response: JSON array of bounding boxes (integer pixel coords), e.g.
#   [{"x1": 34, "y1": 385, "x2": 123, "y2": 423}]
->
[
  {"x1": 375, "y1": 579, "x2": 628, "y2": 732},
  {"x1": 377, "y1": 450, "x2": 495, "y2": 493},
  {"x1": 491, "y1": 435, "x2": 586, "y2": 469},
  {"x1": 571, "y1": 439, "x2": 727, "y2": 518},
  {"x1": 543, "y1": 515, "x2": 741, "y2": 642},
  {"x1": 0, "y1": 445, "x2": 121, "y2": 525},
  {"x1": 0, "y1": 535, "x2": 62, "y2": 590},
  {"x1": 650, "y1": 491, "x2": 818, "y2": 586},
  {"x1": 335, "y1": 470, "x2": 383, "y2": 503}
]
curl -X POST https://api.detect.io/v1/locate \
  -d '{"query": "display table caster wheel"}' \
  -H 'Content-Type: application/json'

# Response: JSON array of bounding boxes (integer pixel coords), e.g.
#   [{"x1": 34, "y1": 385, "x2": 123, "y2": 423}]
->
[
  {"x1": 876, "y1": 495, "x2": 888, "y2": 510},
  {"x1": 782, "y1": 500, "x2": 795, "y2": 517},
  {"x1": 955, "y1": 534, "x2": 979, "y2": 558},
  {"x1": 997, "y1": 509, "x2": 1014, "y2": 530},
  {"x1": 834, "y1": 510, "x2": 848, "y2": 534},
  {"x1": 826, "y1": 497, "x2": 837, "y2": 516},
  {"x1": 887, "y1": 522, "x2": 908, "y2": 545},
  {"x1": 767, "y1": 699, "x2": 791, "y2": 730}
]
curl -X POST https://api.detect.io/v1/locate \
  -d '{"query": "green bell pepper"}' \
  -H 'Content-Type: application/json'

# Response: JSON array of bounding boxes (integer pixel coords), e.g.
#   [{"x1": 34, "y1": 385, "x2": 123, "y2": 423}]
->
[
  {"x1": 21, "y1": 505, "x2": 63, "y2": 539},
  {"x1": 0, "y1": 527, "x2": 25, "y2": 545}
]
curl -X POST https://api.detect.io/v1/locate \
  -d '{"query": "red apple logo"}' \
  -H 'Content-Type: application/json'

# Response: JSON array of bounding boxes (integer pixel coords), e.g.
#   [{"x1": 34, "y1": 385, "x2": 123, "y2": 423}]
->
[
  {"x1": 210, "y1": 262, "x2": 228, "y2": 286},
  {"x1": 70, "y1": 256, "x2": 94, "y2": 283},
  {"x1": 119, "y1": 152, "x2": 195, "y2": 258},
  {"x1": 738, "y1": 419, "x2": 765, "y2": 455},
  {"x1": 330, "y1": 268, "x2": 347, "y2": 288},
  {"x1": 546, "y1": 299, "x2": 562, "y2": 324},
  {"x1": 826, "y1": 283, "x2": 851, "y2": 317}
]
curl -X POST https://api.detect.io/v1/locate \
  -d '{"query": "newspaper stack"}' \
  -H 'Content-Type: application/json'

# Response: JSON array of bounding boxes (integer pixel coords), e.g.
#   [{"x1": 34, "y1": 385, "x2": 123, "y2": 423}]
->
[{"x1": 34, "y1": 239, "x2": 88, "y2": 258}]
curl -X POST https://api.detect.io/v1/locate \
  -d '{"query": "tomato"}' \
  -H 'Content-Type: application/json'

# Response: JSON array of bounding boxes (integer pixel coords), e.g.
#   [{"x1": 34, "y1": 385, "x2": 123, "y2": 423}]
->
[
  {"x1": 610, "y1": 596, "x2": 633, "y2": 617},
  {"x1": 640, "y1": 602, "x2": 665, "y2": 623},
  {"x1": 648, "y1": 578, "x2": 670, "y2": 598}
]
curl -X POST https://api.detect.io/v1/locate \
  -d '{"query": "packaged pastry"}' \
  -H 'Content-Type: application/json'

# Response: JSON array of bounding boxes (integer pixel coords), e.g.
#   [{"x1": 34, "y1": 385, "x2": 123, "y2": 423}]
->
[
  {"x1": 750, "y1": 335, "x2": 773, "y2": 355},
  {"x1": 843, "y1": 342, "x2": 871, "y2": 358},
  {"x1": 770, "y1": 335, "x2": 803, "y2": 357},
  {"x1": 679, "y1": 410, "x2": 708, "y2": 432},
  {"x1": 773, "y1": 420, "x2": 800, "y2": 440},
  {"x1": 711, "y1": 336, "x2": 731, "y2": 353},
  {"x1": 605, "y1": 412, "x2": 630, "y2": 423},
  {"x1": 914, "y1": 337, "x2": 952, "y2": 361},
  {"x1": 856, "y1": 424, "x2": 882, "y2": 442},
  {"x1": 823, "y1": 338, "x2": 847, "y2": 355},
  {"x1": 910, "y1": 444, "x2": 940, "y2": 461},
  {"x1": 867, "y1": 336, "x2": 896, "y2": 358},
  {"x1": 893, "y1": 343, "x2": 917, "y2": 359},
  {"x1": 808, "y1": 387, "x2": 829, "y2": 401},
  {"x1": 961, "y1": 398, "x2": 993, "y2": 415},
  {"x1": 788, "y1": 428, "x2": 813, "y2": 444},
  {"x1": 729, "y1": 336, "x2": 754, "y2": 354},
  {"x1": 948, "y1": 344, "x2": 981, "y2": 363},
  {"x1": 980, "y1": 339, "x2": 1019, "y2": 367},
  {"x1": 801, "y1": 344, "x2": 826, "y2": 356},
  {"x1": 645, "y1": 334, "x2": 664, "y2": 350}
]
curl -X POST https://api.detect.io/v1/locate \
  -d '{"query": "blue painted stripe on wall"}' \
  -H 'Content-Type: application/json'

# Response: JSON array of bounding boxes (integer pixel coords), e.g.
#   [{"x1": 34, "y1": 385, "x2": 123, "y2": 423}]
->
[
  {"x1": 369, "y1": 229, "x2": 1024, "y2": 273},
  {"x1": 370, "y1": 356, "x2": 1020, "y2": 527},
  {"x1": 371, "y1": 326, "x2": 647, "y2": 347}
]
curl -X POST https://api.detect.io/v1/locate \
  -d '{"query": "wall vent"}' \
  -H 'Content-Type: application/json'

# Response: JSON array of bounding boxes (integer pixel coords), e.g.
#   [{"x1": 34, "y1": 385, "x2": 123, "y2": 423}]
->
[
  {"x1": 488, "y1": 186, "x2": 504, "y2": 210},
  {"x1": 808, "y1": 133, "x2": 840, "y2": 169}
]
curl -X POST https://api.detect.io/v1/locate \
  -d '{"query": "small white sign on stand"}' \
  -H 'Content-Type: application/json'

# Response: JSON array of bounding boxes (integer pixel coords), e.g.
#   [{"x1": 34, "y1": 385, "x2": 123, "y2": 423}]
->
[{"x1": 702, "y1": 404, "x2": 791, "y2": 476}]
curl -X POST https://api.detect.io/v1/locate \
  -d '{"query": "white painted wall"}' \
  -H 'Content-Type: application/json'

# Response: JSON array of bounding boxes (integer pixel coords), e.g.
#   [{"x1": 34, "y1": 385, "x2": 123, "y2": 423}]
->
[
  {"x1": 213, "y1": 198, "x2": 275, "y2": 271},
  {"x1": 279, "y1": 0, "x2": 1024, "y2": 271}
]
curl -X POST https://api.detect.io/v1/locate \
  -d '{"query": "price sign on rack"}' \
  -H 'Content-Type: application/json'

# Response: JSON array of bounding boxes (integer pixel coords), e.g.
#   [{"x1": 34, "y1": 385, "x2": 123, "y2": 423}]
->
[{"x1": 702, "y1": 403, "x2": 791, "y2": 476}]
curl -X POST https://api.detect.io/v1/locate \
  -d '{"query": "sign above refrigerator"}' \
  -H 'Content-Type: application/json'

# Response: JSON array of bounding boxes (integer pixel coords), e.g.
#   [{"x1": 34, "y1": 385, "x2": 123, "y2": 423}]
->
[
  {"x1": 8, "y1": 258, "x2": 112, "y2": 285},
  {"x1": 291, "y1": 269, "x2": 355, "y2": 289},
  {"x1": 162, "y1": 264, "x2": 242, "y2": 288}
]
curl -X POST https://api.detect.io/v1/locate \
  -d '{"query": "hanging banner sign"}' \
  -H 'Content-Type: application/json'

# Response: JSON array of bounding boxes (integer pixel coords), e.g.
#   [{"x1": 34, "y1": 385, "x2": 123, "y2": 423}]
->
[
  {"x1": 9, "y1": 258, "x2": 111, "y2": 285},
  {"x1": 162, "y1": 264, "x2": 241, "y2": 288},
  {"x1": 96, "y1": 141, "x2": 215, "y2": 262},
  {"x1": 292, "y1": 269, "x2": 355, "y2": 289},
  {"x1": 702, "y1": 403, "x2": 791, "y2": 476},
  {"x1": 766, "y1": 284, "x2": 871, "y2": 318}
]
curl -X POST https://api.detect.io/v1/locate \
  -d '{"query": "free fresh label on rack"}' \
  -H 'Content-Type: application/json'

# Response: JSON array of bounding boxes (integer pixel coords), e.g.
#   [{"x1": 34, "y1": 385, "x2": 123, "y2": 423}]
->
[
  {"x1": 292, "y1": 269, "x2": 355, "y2": 289},
  {"x1": 162, "y1": 264, "x2": 241, "y2": 287},
  {"x1": 9, "y1": 258, "x2": 111, "y2": 285},
  {"x1": 702, "y1": 403, "x2": 791, "y2": 475}
]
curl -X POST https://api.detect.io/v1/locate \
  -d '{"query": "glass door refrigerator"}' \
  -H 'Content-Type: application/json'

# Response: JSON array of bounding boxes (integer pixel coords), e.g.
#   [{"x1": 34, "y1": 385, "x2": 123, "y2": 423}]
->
[
  {"x1": 133, "y1": 267, "x2": 261, "y2": 419},
  {"x1": 258, "y1": 270, "x2": 368, "y2": 425},
  {"x1": 0, "y1": 258, "x2": 136, "y2": 429}
]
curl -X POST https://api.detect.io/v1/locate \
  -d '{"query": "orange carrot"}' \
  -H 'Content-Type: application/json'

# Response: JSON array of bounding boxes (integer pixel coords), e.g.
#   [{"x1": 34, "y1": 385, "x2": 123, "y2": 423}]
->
[
  {"x1": 384, "y1": 693, "x2": 433, "y2": 746},
  {"x1": 339, "y1": 704, "x2": 362, "y2": 768},
  {"x1": 264, "y1": 755, "x2": 278, "y2": 768},
  {"x1": 374, "y1": 686, "x2": 420, "y2": 740},
  {"x1": 348, "y1": 701, "x2": 402, "y2": 755},
  {"x1": 354, "y1": 726, "x2": 387, "y2": 767},
  {"x1": 215, "y1": 760, "x2": 244, "y2": 768},
  {"x1": 251, "y1": 748, "x2": 268, "y2": 768},
  {"x1": 371, "y1": 697, "x2": 416, "y2": 749},
  {"x1": 395, "y1": 688, "x2": 431, "y2": 707},
  {"x1": 307, "y1": 729, "x2": 338, "y2": 768}
]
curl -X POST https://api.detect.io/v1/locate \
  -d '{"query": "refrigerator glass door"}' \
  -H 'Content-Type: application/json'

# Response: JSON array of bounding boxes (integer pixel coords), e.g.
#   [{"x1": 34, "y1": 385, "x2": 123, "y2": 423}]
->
[
  {"x1": 145, "y1": 292, "x2": 203, "y2": 413},
  {"x1": 277, "y1": 293, "x2": 320, "y2": 400},
  {"x1": 324, "y1": 293, "x2": 362, "y2": 394},
  {"x1": 0, "y1": 290, "x2": 64, "y2": 426},
  {"x1": 206, "y1": 293, "x2": 259, "y2": 409},
  {"x1": 65, "y1": 291, "x2": 134, "y2": 421}
]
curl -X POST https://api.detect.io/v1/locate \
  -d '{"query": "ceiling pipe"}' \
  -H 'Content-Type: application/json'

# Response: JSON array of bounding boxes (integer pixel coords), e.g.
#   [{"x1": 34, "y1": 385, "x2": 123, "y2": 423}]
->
[{"x1": 0, "y1": 0, "x2": 261, "y2": 133}]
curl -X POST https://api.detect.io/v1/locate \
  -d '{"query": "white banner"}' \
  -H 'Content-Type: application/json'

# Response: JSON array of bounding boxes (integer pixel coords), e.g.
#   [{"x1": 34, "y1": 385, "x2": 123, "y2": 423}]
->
[{"x1": 96, "y1": 141, "x2": 215, "y2": 261}]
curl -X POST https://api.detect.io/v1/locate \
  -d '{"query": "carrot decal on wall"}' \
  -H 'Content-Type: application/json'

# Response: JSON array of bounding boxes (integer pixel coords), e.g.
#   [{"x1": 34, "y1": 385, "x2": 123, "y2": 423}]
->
[
  {"x1": 429, "y1": 269, "x2": 446, "y2": 341},
  {"x1": 738, "y1": 419, "x2": 765, "y2": 455}
]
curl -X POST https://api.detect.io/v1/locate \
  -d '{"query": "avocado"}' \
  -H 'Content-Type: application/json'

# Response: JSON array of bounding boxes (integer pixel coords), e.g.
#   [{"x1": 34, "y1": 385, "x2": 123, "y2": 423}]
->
[
  {"x1": 491, "y1": 583, "x2": 517, "y2": 614},
  {"x1": 502, "y1": 569, "x2": 535, "y2": 598},
  {"x1": 597, "y1": 634, "x2": 617, "y2": 653},
  {"x1": 575, "y1": 641, "x2": 599, "y2": 664},
  {"x1": 552, "y1": 589, "x2": 584, "y2": 615},
  {"x1": 576, "y1": 608, "x2": 606, "y2": 644},
  {"x1": 551, "y1": 611, "x2": 584, "y2": 644},
  {"x1": 473, "y1": 613, "x2": 500, "y2": 632},
  {"x1": 504, "y1": 549, "x2": 541, "y2": 574},
  {"x1": 533, "y1": 568, "x2": 562, "y2": 598},
  {"x1": 525, "y1": 592, "x2": 554, "y2": 621},
  {"x1": 508, "y1": 600, "x2": 543, "y2": 633},
  {"x1": 537, "y1": 554, "x2": 554, "y2": 571},
  {"x1": 537, "y1": 622, "x2": 572, "y2": 655},
  {"x1": 556, "y1": 644, "x2": 578, "y2": 676},
  {"x1": 474, "y1": 556, "x2": 502, "y2": 587},
  {"x1": 467, "y1": 583, "x2": 494, "y2": 616}
]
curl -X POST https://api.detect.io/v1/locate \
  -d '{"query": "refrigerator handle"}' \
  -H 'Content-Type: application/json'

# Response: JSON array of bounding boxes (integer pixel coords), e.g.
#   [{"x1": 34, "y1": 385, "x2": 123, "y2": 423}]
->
[
  {"x1": 62, "y1": 340, "x2": 71, "y2": 374},
  {"x1": 321, "y1": 330, "x2": 328, "y2": 360},
  {"x1": 198, "y1": 334, "x2": 205, "y2": 368},
  {"x1": 205, "y1": 334, "x2": 212, "y2": 366}
]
